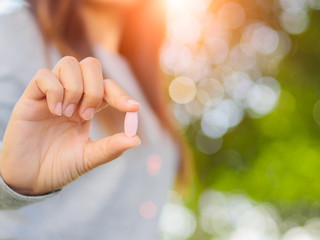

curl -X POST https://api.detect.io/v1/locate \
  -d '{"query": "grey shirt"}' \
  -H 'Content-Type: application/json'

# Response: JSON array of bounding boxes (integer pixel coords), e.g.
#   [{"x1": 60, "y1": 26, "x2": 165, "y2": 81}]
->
[{"x1": 0, "y1": 6, "x2": 179, "y2": 240}]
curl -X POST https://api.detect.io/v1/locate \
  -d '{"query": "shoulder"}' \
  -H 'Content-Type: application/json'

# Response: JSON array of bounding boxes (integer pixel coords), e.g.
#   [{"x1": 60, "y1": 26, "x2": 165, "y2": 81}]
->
[{"x1": 0, "y1": 5, "x2": 48, "y2": 87}]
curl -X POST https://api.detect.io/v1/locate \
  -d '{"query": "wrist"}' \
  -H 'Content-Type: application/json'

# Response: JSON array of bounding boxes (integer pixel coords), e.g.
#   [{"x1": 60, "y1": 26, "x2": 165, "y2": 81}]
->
[{"x1": 0, "y1": 166, "x2": 36, "y2": 196}]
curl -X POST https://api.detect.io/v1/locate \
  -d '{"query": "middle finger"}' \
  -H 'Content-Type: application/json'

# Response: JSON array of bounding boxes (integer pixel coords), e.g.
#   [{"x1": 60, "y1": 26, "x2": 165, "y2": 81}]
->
[{"x1": 79, "y1": 57, "x2": 104, "y2": 120}]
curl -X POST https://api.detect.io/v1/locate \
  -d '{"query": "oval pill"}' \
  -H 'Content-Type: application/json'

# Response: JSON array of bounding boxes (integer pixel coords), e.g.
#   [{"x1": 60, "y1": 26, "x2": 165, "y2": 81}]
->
[{"x1": 124, "y1": 112, "x2": 138, "y2": 137}]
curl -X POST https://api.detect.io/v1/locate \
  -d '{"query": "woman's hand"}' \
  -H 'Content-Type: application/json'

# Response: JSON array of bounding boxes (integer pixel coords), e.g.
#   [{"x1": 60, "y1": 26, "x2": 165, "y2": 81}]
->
[{"x1": 0, "y1": 56, "x2": 140, "y2": 196}]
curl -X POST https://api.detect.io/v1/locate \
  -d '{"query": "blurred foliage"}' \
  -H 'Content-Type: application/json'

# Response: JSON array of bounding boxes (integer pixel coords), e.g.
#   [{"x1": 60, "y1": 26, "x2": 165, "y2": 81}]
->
[{"x1": 181, "y1": 6, "x2": 320, "y2": 240}]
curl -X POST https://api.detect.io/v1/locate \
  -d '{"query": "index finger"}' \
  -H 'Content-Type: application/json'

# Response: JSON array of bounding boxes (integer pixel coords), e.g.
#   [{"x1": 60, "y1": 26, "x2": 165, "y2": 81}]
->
[{"x1": 103, "y1": 79, "x2": 140, "y2": 112}]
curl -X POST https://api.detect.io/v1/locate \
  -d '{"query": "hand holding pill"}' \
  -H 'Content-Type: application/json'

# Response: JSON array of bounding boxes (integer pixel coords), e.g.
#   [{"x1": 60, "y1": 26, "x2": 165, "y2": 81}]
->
[{"x1": 0, "y1": 56, "x2": 142, "y2": 195}]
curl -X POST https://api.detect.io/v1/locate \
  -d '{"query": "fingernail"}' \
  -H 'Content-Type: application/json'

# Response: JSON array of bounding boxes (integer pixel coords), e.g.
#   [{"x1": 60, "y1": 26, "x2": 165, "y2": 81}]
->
[
  {"x1": 55, "y1": 102, "x2": 62, "y2": 116},
  {"x1": 64, "y1": 104, "x2": 75, "y2": 117},
  {"x1": 127, "y1": 99, "x2": 140, "y2": 106},
  {"x1": 82, "y1": 108, "x2": 95, "y2": 120}
]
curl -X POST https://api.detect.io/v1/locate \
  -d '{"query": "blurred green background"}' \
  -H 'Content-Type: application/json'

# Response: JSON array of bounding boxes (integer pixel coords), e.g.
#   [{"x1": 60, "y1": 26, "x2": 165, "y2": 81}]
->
[{"x1": 159, "y1": 0, "x2": 320, "y2": 239}]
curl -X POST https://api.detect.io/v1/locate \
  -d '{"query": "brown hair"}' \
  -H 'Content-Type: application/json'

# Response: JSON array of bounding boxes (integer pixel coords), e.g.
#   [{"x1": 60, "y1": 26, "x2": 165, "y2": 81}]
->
[{"x1": 27, "y1": 0, "x2": 193, "y2": 191}]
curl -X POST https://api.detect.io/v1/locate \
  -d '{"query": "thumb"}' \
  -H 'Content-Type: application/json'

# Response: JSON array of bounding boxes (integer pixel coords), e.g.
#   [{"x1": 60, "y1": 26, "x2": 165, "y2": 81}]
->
[{"x1": 83, "y1": 133, "x2": 141, "y2": 172}]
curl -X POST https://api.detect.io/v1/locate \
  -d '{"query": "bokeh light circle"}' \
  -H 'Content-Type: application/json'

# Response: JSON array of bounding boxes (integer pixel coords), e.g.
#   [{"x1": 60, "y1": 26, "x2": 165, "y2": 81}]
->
[
  {"x1": 159, "y1": 203, "x2": 197, "y2": 240},
  {"x1": 161, "y1": 41, "x2": 192, "y2": 74},
  {"x1": 252, "y1": 26, "x2": 280, "y2": 55},
  {"x1": 139, "y1": 201, "x2": 158, "y2": 219},
  {"x1": 201, "y1": 108, "x2": 229, "y2": 138},
  {"x1": 196, "y1": 78, "x2": 224, "y2": 107},
  {"x1": 247, "y1": 84, "x2": 279, "y2": 116},
  {"x1": 218, "y1": 99, "x2": 244, "y2": 127},
  {"x1": 185, "y1": 99, "x2": 204, "y2": 118},
  {"x1": 201, "y1": 99, "x2": 243, "y2": 138},
  {"x1": 196, "y1": 134, "x2": 223, "y2": 155},
  {"x1": 147, "y1": 154, "x2": 162, "y2": 176},
  {"x1": 173, "y1": 104, "x2": 192, "y2": 127},
  {"x1": 224, "y1": 71, "x2": 254, "y2": 100},
  {"x1": 282, "y1": 227, "x2": 314, "y2": 240},
  {"x1": 280, "y1": 11, "x2": 309, "y2": 35},
  {"x1": 169, "y1": 77, "x2": 197, "y2": 104},
  {"x1": 279, "y1": 0, "x2": 308, "y2": 13}
]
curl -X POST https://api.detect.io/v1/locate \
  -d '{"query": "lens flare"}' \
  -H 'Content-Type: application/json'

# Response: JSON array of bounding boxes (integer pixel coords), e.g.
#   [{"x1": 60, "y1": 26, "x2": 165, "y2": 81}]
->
[{"x1": 169, "y1": 16, "x2": 202, "y2": 44}]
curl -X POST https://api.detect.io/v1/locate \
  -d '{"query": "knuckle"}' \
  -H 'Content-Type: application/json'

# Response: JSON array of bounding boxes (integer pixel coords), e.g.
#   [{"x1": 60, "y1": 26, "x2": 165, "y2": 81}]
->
[
  {"x1": 61, "y1": 56, "x2": 79, "y2": 67},
  {"x1": 81, "y1": 57, "x2": 101, "y2": 69},
  {"x1": 36, "y1": 68, "x2": 51, "y2": 77}
]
